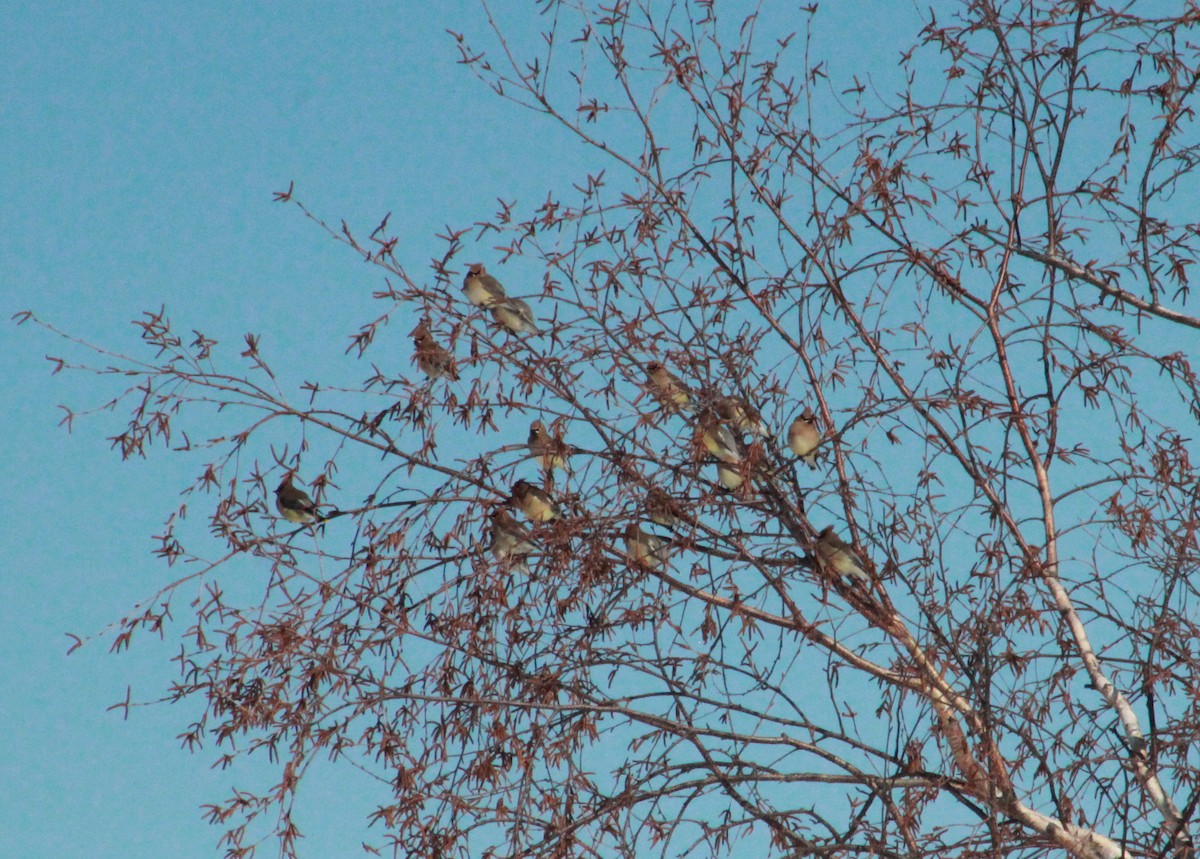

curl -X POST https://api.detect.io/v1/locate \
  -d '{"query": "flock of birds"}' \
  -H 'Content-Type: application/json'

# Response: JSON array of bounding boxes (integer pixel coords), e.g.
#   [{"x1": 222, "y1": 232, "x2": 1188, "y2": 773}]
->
[{"x1": 274, "y1": 264, "x2": 871, "y2": 585}]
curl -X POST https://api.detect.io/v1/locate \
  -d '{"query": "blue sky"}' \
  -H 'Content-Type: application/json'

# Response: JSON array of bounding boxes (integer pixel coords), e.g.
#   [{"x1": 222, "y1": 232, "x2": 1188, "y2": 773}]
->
[{"x1": 2, "y1": 3, "x2": 950, "y2": 857}]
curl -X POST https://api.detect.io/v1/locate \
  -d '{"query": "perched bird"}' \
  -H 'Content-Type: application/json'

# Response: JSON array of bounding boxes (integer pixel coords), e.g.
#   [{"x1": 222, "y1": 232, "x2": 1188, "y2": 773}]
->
[
  {"x1": 644, "y1": 487, "x2": 682, "y2": 530},
  {"x1": 274, "y1": 473, "x2": 321, "y2": 524},
  {"x1": 511, "y1": 479, "x2": 562, "y2": 522},
  {"x1": 624, "y1": 522, "x2": 667, "y2": 569},
  {"x1": 716, "y1": 460, "x2": 746, "y2": 492},
  {"x1": 715, "y1": 395, "x2": 769, "y2": 438},
  {"x1": 902, "y1": 740, "x2": 926, "y2": 776},
  {"x1": 788, "y1": 408, "x2": 821, "y2": 464},
  {"x1": 488, "y1": 508, "x2": 535, "y2": 567},
  {"x1": 695, "y1": 409, "x2": 742, "y2": 464},
  {"x1": 411, "y1": 322, "x2": 458, "y2": 380},
  {"x1": 815, "y1": 526, "x2": 869, "y2": 582},
  {"x1": 645, "y1": 361, "x2": 692, "y2": 412},
  {"x1": 462, "y1": 263, "x2": 507, "y2": 308},
  {"x1": 527, "y1": 420, "x2": 572, "y2": 474},
  {"x1": 490, "y1": 298, "x2": 540, "y2": 335}
]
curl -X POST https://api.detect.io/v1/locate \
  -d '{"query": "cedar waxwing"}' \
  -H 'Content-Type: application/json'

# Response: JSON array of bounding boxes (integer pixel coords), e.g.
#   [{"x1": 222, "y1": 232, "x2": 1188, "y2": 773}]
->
[
  {"x1": 815, "y1": 526, "x2": 870, "y2": 582},
  {"x1": 645, "y1": 362, "x2": 692, "y2": 411},
  {"x1": 695, "y1": 409, "x2": 742, "y2": 464},
  {"x1": 490, "y1": 298, "x2": 540, "y2": 335},
  {"x1": 644, "y1": 487, "x2": 682, "y2": 530},
  {"x1": 275, "y1": 473, "x2": 321, "y2": 524},
  {"x1": 411, "y1": 323, "x2": 458, "y2": 380},
  {"x1": 715, "y1": 395, "x2": 769, "y2": 438},
  {"x1": 527, "y1": 420, "x2": 572, "y2": 474},
  {"x1": 716, "y1": 460, "x2": 746, "y2": 491},
  {"x1": 511, "y1": 479, "x2": 562, "y2": 522},
  {"x1": 462, "y1": 263, "x2": 507, "y2": 308},
  {"x1": 903, "y1": 740, "x2": 925, "y2": 776},
  {"x1": 624, "y1": 522, "x2": 667, "y2": 569},
  {"x1": 488, "y1": 508, "x2": 535, "y2": 566},
  {"x1": 788, "y1": 408, "x2": 821, "y2": 464}
]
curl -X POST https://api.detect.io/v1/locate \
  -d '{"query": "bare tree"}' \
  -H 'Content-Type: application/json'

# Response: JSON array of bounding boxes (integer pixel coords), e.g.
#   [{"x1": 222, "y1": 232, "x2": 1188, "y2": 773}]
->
[{"x1": 19, "y1": 1, "x2": 1200, "y2": 857}]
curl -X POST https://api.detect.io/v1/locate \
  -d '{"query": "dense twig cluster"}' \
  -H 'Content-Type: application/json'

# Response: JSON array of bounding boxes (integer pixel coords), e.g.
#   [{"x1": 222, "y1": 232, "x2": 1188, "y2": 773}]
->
[{"x1": 18, "y1": 2, "x2": 1200, "y2": 858}]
